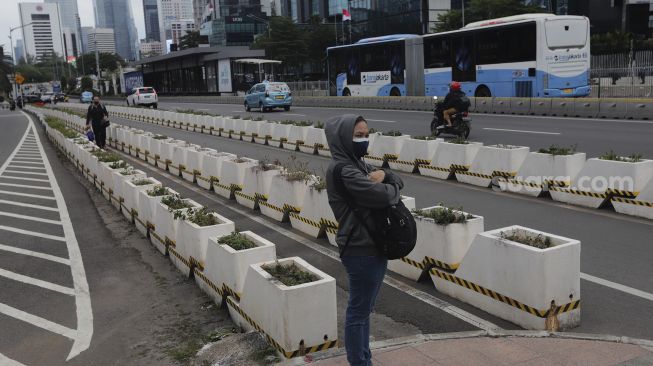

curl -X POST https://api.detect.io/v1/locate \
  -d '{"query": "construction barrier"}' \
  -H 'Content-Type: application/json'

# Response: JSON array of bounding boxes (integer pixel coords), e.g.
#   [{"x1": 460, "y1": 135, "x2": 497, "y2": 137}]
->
[
  {"x1": 573, "y1": 98, "x2": 600, "y2": 118},
  {"x1": 626, "y1": 99, "x2": 653, "y2": 120},
  {"x1": 509, "y1": 98, "x2": 531, "y2": 115},
  {"x1": 598, "y1": 98, "x2": 628, "y2": 119},
  {"x1": 550, "y1": 99, "x2": 574, "y2": 117}
]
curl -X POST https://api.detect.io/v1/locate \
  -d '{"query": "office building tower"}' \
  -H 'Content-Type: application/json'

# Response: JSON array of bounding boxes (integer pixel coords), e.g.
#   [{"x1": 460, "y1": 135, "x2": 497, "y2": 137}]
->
[
  {"x1": 143, "y1": 0, "x2": 162, "y2": 41},
  {"x1": 86, "y1": 28, "x2": 117, "y2": 54},
  {"x1": 93, "y1": 0, "x2": 139, "y2": 60},
  {"x1": 45, "y1": 0, "x2": 83, "y2": 56},
  {"x1": 18, "y1": 2, "x2": 65, "y2": 61}
]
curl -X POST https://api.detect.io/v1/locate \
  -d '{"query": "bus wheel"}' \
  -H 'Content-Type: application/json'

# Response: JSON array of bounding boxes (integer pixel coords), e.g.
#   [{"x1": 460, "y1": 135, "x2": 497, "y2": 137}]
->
[
  {"x1": 475, "y1": 86, "x2": 491, "y2": 98},
  {"x1": 390, "y1": 87, "x2": 401, "y2": 97},
  {"x1": 343, "y1": 89, "x2": 351, "y2": 97}
]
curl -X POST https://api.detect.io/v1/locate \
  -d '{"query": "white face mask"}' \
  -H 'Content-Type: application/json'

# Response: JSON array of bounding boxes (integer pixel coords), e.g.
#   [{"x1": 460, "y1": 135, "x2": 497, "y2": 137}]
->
[{"x1": 352, "y1": 137, "x2": 369, "y2": 143}]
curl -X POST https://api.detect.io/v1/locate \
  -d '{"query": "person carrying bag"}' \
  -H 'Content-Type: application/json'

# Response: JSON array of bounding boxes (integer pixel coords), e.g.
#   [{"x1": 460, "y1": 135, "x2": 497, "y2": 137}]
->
[{"x1": 86, "y1": 96, "x2": 109, "y2": 148}]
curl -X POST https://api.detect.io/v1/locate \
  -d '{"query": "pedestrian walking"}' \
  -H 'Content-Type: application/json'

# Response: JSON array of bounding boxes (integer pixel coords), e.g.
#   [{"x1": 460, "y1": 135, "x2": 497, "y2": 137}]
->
[
  {"x1": 325, "y1": 115, "x2": 405, "y2": 366},
  {"x1": 86, "y1": 96, "x2": 109, "y2": 149}
]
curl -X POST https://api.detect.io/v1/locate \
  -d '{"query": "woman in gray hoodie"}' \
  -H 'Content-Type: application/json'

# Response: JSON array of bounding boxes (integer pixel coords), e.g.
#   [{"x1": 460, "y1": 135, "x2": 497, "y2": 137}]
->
[{"x1": 325, "y1": 115, "x2": 404, "y2": 366}]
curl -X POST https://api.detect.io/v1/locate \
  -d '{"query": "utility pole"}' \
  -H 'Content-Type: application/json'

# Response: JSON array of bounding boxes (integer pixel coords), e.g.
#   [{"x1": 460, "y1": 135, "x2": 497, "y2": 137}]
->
[
  {"x1": 462, "y1": 0, "x2": 466, "y2": 28},
  {"x1": 621, "y1": 1, "x2": 628, "y2": 33},
  {"x1": 94, "y1": 38, "x2": 102, "y2": 95}
]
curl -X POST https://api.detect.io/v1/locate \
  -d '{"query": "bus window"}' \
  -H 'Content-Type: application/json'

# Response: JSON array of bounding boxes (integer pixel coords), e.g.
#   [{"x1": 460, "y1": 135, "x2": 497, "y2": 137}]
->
[
  {"x1": 424, "y1": 36, "x2": 451, "y2": 69},
  {"x1": 389, "y1": 43, "x2": 405, "y2": 84},
  {"x1": 347, "y1": 48, "x2": 361, "y2": 84},
  {"x1": 452, "y1": 34, "x2": 475, "y2": 82},
  {"x1": 504, "y1": 23, "x2": 536, "y2": 63}
]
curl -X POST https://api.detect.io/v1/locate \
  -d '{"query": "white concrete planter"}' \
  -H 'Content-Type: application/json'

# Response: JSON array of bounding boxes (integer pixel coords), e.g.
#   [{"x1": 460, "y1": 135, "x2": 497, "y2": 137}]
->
[
  {"x1": 198, "y1": 152, "x2": 238, "y2": 190},
  {"x1": 147, "y1": 137, "x2": 171, "y2": 167},
  {"x1": 299, "y1": 127, "x2": 326, "y2": 155},
  {"x1": 159, "y1": 139, "x2": 185, "y2": 171},
  {"x1": 111, "y1": 169, "x2": 147, "y2": 210},
  {"x1": 419, "y1": 141, "x2": 482, "y2": 180},
  {"x1": 121, "y1": 177, "x2": 160, "y2": 222},
  {"x1": 222, "y1": 118, "x2": 236, "y2": 137},
  {"x1": 137, "y1": 133, "x2": 154, "y2": 161},
  {"x1": 211, "y1": 117, "x2": 224, "y2": 136},
  {"x1": 254, "y1": 122, "x2": 273, "y2": 145},
  {"x1": 231, "y1": 257, "x2": 337, "y2": 355},
  {"x1": 98, "y1": 161, "x2": 124, "y2": 200},
  {"x1": 173, "y1": 211, "x2": 235, "y2": 276},
  {"x1": 499, "y1": 152, "x2": 586, "y2": 197},
  {"x1": 612, "y1": 179, "x2": 653, "y2": 219},
  {"x1": 128, "y1": 131, "x2": 144, "y2": 157},
  {"x1": 456, "y1": 145, "x2": 529, "y2": 187},
  {"x1": 431, "y1": 226, "x2": 580, "y2": 330},
  {"x1": 388, "y1": 138, "x2": 442, "y2": 173},
  {"x1": 182, "y1": 147, "x2": 216, "y2": 183},
  {"x1": 289, "y1": 187, "x2": 333, "y2": 238},
  {"x1": 269, "y1": 123, "x2": 291, "y2": 148},
  {"x1": 235, "y1": 164, "x2": 282, "y2": 210},
  {"x1": 550, "y1": 158, "x2": 653, "y2": 208},
  {"x1": 201, "y1": 231, "x2": 276, "y2": 303},
  {"x1": 365, "y1": 134, "x2": 411, "y2": 168},
  {"x1": 260, "y1": 175, "x2": 314, "y2": 222},
  {"x1": 242, "y1": 120, "x2": 263, "y2": 142},
  {"x1": 150, "y1": 198, "x2": 201, "y2": 255},
  {"x1": 170, "y1": 143, "x2": 201, "y2": 177},
  {"x1": 135, "y1": 187, "x2": 179, "y2": 237},
  {"x1": 388, "y1": 206, "x2": 484, "y2": 281},
  {"x1": 214, "y1": 157, "x2": 258, "y2": 199},
  {"x1": 283, "y1": 125, "x2": 308, "y2": 152}
]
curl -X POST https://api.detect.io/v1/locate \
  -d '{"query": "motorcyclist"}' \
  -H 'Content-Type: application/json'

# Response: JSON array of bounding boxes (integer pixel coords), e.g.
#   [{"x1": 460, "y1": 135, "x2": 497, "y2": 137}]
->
[{"x1": 442, "y1": 81, "x2": 465, "y2": 128}]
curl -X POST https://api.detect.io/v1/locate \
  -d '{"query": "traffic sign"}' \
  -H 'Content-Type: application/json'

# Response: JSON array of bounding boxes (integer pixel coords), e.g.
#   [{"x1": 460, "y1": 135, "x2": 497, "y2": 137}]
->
[{"x1": 15, "y1": 74, "x2": 25, "y2": 85}]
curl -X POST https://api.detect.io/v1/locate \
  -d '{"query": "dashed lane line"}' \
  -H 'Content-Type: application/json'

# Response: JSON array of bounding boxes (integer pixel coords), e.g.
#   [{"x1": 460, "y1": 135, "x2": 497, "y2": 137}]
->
[
  {"x1": 0, "y1": 243, "x2": 70, "y2": 265},
  {"x1": 482, "y1": 128, "x2": 561, "y2": 135},
  {"x1": 0, "y1": 183, "x2": 52, "y2": 190},
  {"x1": 0, "y1": 190, "x2": 56, "y2": 200},
  {"x1": 0, "y1": 211, "x2": 62, "y2": 225},
  {"x1": 0, "y1": 225, "x2": 66, "y2": 242},
  {"x1": 581, "y1": 273, "x2": 653, "y2": 302},
  {"x1": 0, "y1": 268, "x2": 75, "y2": 296},
  {"x1": 0, "y1": 199, "x2": 58, "y2": 212}
]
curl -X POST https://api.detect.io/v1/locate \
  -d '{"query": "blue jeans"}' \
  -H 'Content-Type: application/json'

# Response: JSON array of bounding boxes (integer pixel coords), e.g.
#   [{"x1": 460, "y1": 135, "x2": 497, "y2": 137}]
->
[{"x1": 341, "y1": 256, "x2": 387, "y2": 366}]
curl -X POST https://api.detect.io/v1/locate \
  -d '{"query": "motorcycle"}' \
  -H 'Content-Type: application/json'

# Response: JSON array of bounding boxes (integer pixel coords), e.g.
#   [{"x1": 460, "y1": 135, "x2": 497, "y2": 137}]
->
[
  {"x1": 430, "y1": 96, "x2": 471, "y2": 139},
  {"x1": 9, "y1": 100, "x2": 16, "y2": 111}
]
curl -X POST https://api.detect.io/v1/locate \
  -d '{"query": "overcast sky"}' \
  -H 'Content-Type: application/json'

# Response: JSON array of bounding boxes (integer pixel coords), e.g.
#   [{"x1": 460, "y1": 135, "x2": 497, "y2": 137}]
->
[{"x1": 1, "y1": 0, "x2": 146, "y2": 55}]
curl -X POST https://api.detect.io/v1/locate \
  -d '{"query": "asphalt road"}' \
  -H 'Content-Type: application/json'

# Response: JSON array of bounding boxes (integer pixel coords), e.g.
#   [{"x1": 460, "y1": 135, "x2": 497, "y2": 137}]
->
[
  {"x1": 104, "y1": 97, "x2": 653, "y2": 159},
  {"x1": 102, "y1": 108, "x2": 653, "y2": 341}
]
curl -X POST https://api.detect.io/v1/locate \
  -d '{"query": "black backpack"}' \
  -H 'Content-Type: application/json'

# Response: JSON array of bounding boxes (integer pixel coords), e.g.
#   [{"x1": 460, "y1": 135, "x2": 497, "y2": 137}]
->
[{"x1": 333, "y1": 162, "x2": 417, "y2": 260}]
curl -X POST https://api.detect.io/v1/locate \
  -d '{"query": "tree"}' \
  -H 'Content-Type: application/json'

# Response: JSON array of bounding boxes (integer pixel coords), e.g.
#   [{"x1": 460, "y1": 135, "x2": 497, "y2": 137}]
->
[
  {"x1": 253, "y1": 17, "x2": 308, "y2": 73},
  {"x1": 179, "y1": 30, "x2": 201, "y2": 50},
  {"x1": 432, "y1": 0, "x2": 542, "y2": 32},
  {"x1": 0, "y1": 44, "x2": 12, "y2": 94},
  {"x1": 60, "y1": 76, "x2": 68, "y2": 91},
  {"x1": 76, "y1": 52, "x2": 125, "y2": 76},
  {"x1": 304, "y1": 16, "x2": 337, "y2": 74},
  {"x1": 81, "y1": 76, "x2": 93, "y2": 91}
]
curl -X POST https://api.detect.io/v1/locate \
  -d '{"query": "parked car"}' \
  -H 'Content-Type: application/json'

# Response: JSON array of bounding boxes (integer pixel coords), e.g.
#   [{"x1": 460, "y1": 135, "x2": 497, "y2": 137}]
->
[
  {"x1": 244, "y1": 82, "x2": 292, "y2": 112},
  {"x1": 126, "y1": 87, "x2": 158, "y2": 108},
  {"x1": 21, "y1": 94, "x2": 41, "y2": 103},
  {"x1": 80, "y1": 91, "x2": 94, "y2": 103},
  {"x1": 40, "y1": 92, "x2": 55, "y2": 103}
]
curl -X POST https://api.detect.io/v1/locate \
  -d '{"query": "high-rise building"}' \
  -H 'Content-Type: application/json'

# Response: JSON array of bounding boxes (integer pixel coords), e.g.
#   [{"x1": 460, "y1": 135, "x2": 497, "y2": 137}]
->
[
  {"x1": 205, "y1": 0, "x2": 269, "y2": 46},
  {"x1": 143, "y1": 0, "x2": 162, "y2": 41},
  {"x1": 14, "y1": 39, "x2": 25, "y2": 64},
  {"x1": 62, "y1": 28, "x2": 80, "y2": 61},
  {"x1": 45, "y1": 0, "x2": 83, "y2": 56},
  {"x1": 139, "y1": 40, "x2": 164, "y2": 58},
  {"x1": 18, "y1": 2, "x2": 65, "y2": 61},
  {"x1": 93, "y1": 0, "x2": 138, "y2": 60},
  {"x1": 170, "y1": 20, "x2": 196, "y2": 45},
  {"x1": 86, "y1": 28, "x2": 117, "y2": 54},
  {"x1": 157, "y1": 0, "x2": 194, "y2": 43}
]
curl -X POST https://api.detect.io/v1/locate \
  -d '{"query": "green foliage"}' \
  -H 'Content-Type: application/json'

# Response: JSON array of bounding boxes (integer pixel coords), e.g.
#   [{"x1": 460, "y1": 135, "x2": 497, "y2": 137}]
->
[
  {"x1": 433, "y1": 0, "x2": 543, "y2": 32},
  {"x1": 448, "y1": 136, "x2": 469, "y2": 144},
  {"x1": 176, "y1": 108, "x2": 215, "y2": 116},
  {"x1": 538, "y1": 144, "x2": 578, "y2": 156},
  {"x1": 413, "y1": 135, "x2": 439, "y2": 140},
  {"x1": 147, "y1": 185, "x2": 170, "y2": 197},
  {"x1": 76, "y1": 52, "x2": 125, "y2": 75},
  {"x1": 161, "y1": 194, "x2": 192, "y2": 210},
  {"x1": 184, "y1": 207, "x2": 219, "y2": 226},
  {"x1": 119, "y1": 167, "x2": 138, "y2": 175},
  {"x1": 590, "y1": 32, "x2": 653, "y2": 54},
  {"x1": 492, "y1": 144, "x2": 519, "y2": 149},
  {"x1": 262, "y1": 261, "x2": 319, "y2": 286},
  {"x1": 600, "y1": 150, "x2": 643, "y2": 163},
  {"x1": 280, "y1": 155, "x2": 314, "y2": 182},
  {"x1": 311, "y1": 176, "x2": 327, "y2": 192},
  {"x1": 218, "y1": 232, "x2": 257, "y2": 250},
  {"x1": 44, "y1": 116, "x2": 79, "y2": 139},
  {"x1": 412, "y1": 205, "x2": 474, "y2": 225},
  {"x1": 382, "y1": 130, "x2": 403, "y2": 136},
  {"x1": 93, "y1": 150, "x2": 121, "y2": 162},
  {"x1": 109, "y1": 161, "x2": 127, "y2": 169},
  {"x1": 80, "y1": 76, "x2": 93, "y2": 91},
  {"x1": 179, "y1": 30, "x2": 201, "y2": 50},
  {"x1": 314, "y1": 121, "x2": 325, "y2": 129},
  {"x1": 500, "y1": 230, "x2": 553, "y2": 249},
  {"x1": 153, "y1": 134, "x2": 168, "y2": 140},
  {"x1": 132, "y1": 179, "x2": 154, "y2": 186}
]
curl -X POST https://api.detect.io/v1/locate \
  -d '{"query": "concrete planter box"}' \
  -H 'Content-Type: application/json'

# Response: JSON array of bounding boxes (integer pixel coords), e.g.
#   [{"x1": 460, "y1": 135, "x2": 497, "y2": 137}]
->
[
  {"x1": 283, "y1": 126, "x2": 308, "y2": 152},
  {"x1": 299, "y1": 127, "x2": 326, "y2": 155},
  {"x1": 550, "y1": 158, "x2": 653, "y2": 208},
  {"x1": 388, "y1": 138, "x2": 442, "y2": 173},
  {"x1": 222, "y1": 118, "x2": 236, "y2": 137},
  {"x1": 121, "y1": 177, "x2": 160, "y2": 222},
  {"x1": 211, "y1": 117, "x2": 225, "y2": 136},
  {"x1": 170, "y1": 143, "x2": 201, "y2": 177},
  {"x1": 431, "y1": 226, "x2": 581, "y2": 330},
  {"x1": 254, "y1": 122, "x2": 273, "y2": 145},
  {"x1": 612, "y1": 180, "x2": 653, "y2": 219},
  {"x1": 419, "y1": 141, "x2": 483, "y2": 180},
  {"x1": 289, "y1": 187, "x2": 333, "y2": 238},
  {"x1": 128, "y1": 131, "x2": 144, "y2": 157},
  {"x1": 456, "y1": 145, "x2": 529, "y2": 187},
  {"x1": 235, "y1": 164, "x2": 282, "y2": 210},
  {"x1": 111, "y1": 169, "x2": 147, "y2": 210},
  {"x1": 198, "y1": 152, "x2": 238, "y2": 190},
  {"x1": 388, "y1": 206, "x2": 484, "y2": 281},
  {"x1": 135, "y1": 187, "x2": 179, "y2": 237},
  {"x1": 269, "y1": 123, "x2": 291, "y2": 148},
  {"x1": 201, "y1": 231, "x2": 276, "y2": 303},
  {"x1": 173, "y1": 212, "x2": 235, "y2": 276},
  {"x1": 242, "y1": 120, "x2": 263, "y2": 142},
  {"x1": 499, "y1": 152, "x2": 586, "y2": 197},
  {"x1": 260, "y1": 175, "x2": 314, "y2": 222},
  {"x1": 137, "y1": 133, "x2": 154, "y2": 161},
  {"x1": 98, "y1": 161, "x2": 124, "y2": 200},
  {"x1": 365, "y1": 134, "x2": 411, "y2": 168},
  {"x1": 147, "y1": 137, "x2": 172, "y2": 167},
  {"x1": 214, "y1": 157, "x2": 258, "y2": 199},
  {"x1": 182, "y1": 147, "x2": 217, "y2": 183},
  {"x1": 159, "y1": 139, "x2": 185, "y2": 171},
  {"x1": 230, "y1": 257, "x2": 337, "y2": 355},
  {"x1": 151, "y1": 198, "x2": 201, "y2": 255}
]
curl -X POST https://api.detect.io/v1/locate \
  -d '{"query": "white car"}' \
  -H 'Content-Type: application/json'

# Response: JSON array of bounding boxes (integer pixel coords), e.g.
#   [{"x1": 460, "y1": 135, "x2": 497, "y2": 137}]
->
[
  {"x1": 40, "y1": 92, "x2": 55, "y2": 103},
  {"x1": 126, "y1": 87, "x2": 158, "y2": 108}
]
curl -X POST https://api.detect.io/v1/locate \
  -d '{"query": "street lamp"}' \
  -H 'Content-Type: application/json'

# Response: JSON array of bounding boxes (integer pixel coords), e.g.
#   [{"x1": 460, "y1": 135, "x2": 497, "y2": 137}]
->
[
  {"x1": 8, "y1": 22, "x2": 34, "y2": 101},
  {"x1": 247, "y1": 14, "x2": 271, "y2": 38}
]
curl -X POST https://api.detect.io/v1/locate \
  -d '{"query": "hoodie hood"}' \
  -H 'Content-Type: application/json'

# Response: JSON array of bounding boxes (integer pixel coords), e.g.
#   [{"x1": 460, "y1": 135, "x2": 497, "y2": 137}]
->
[{"x1": 325, "y1": 114, "x2": 367, "y2": 170}]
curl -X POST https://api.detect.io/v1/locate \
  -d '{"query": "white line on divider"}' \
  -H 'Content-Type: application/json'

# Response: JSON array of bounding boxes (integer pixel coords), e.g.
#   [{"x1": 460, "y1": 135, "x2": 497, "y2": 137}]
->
[
  {"x1": 7, "y1": 165, "x2": 47, "y2": 171},
  {"x1": 8, "y1": 156, "x2": 42, "y2": 161},
  {"x1": 0, "y1": 268, "x2": 75, "y2": 296},
  {"x1": 0, "y1": 225, "x2": 66, "y2": 241},
  {"x1": 282, "y1": 113, "x2": 307, "y2": 117},
  {"x1": 581, "y1": 273, "x2": 653, "y2": 302},
  {"x1": 0, "y1": 182, "x2": 52, "y2": 190},
  {"x1": 0, "y1": 199, "x2": 58, "y2": 211},
  {"x1": 5, "y1": 161, "x2": 44, "y2": 166},
  {"x1": 0, "y1": 352, "x2": 26, "y2": 366},
  {"x1": 0, "y1": 243, "x2": 70, "y2": 265},
  {"x1": 0, "y1": 190, "x2": 56, "y2": 200},
  {"x1": 4, "y1": 170, "x2": 49, "y2": 176},
  {"x1": 366, "y1": 119, "x2": 397, "y2": 123},
  {"x1": 0, "y1": 302, "x2": 76, "y2": 339},
  {"x1": 120, "y1": 153, "x2": 502, "y2": 332},
  {"x1": 482, "y1": 128, "x2": 561, "y2": 135},
  {"x1": 0, "y1": 175, "x2": 51, "y2": 182},
  {"x1": 0, "y1": 211, "x2": 62, "y2": 224}
]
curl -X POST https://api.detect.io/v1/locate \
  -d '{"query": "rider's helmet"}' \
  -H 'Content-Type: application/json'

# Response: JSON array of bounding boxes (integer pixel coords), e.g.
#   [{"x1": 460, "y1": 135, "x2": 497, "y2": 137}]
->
[{"x1": 449, "y1": 81, "x2": 461, "y2": 92}]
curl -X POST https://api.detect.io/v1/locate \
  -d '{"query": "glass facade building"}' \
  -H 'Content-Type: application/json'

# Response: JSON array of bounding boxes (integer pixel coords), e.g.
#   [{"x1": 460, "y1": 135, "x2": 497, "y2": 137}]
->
[{"x1": 93, "y1": 0, "x2": 139, "y2": 60}]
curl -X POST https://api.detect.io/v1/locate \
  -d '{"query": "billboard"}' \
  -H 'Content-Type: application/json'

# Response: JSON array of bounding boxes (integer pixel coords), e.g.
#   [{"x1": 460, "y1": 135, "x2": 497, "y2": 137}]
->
[
  {"x1": 218, "y1": 59, "x2": 232, "y2": 93},
  {"x1": 123, "y1": 71, "x2": 144, "y2": 93}
]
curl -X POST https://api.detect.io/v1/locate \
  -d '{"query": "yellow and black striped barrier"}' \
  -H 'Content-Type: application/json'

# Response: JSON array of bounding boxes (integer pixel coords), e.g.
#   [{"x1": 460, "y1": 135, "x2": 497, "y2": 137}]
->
[
  {"x1": 612, "y1": 197, "x2": 653, "y2": 207},
  {"x1": 289, "y1": 212, "x2": 322, "y2": 229},
  {"x1": 549, "y1": 187, "x2": 608, "y2": 199},
  {"x1": 423, "y1": 256, "x2": 460, "y2": 271}
]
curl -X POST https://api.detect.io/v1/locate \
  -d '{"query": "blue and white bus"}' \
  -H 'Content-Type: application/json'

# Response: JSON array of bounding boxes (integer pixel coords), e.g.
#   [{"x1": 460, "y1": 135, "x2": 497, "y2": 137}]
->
[{"x1": 327, "y1": 14, "x2": 591, "y2": 98}]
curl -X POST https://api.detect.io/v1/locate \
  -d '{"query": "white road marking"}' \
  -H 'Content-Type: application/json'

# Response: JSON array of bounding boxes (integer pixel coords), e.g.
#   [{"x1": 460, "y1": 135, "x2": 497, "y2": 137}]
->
[
  {"x1": 195, "y1": 108, "x2": 211, "y2": 111},
  {"x1": 0, "y1": 243, "x2": 70, "y2": 265},
  {"x1": 0, "y1": 353, "x2": 26, "y2": 366},
  {"x1": 7, "y1": 165, "x2": 47, "y2": 171},
  {"x1": 0, "y1": 199, "x2": 58, "y2": 212},
  {"x1": 482, "y1": 128, "x2": 561, "y2": 135},
  {"x1": 0, "y1": 176, "x2": 51, "y2": 182},
  {"x1": 0, "y1": 268, "x2": 75, "y2": 296},
  {"x1": 0, "y1": 182, "x2": 52, "y2": 190},
  {"x1": 581, "y1": 273, "x2": 653, "y2": 302},
  {"x1": 4, "y1": 170, "x2": 49, "y2": 176},
  {"x1": 8, "y1": 156, "x2": 42, "y2": 161},
  {"x1": 24, "y1": 112, "x2": 94, "y2": 360},
  {"x1": 5, "y1": 161, "x2": 44, "y2": 166},
  {"x1": 0, "y1": 225, "x2": 65, "y2": 241},
  {"x1": 282, "y1": 113, "x2": 306, "y2": 117},
  {"x1": 0, "y1": 302, "x2": 76, "y2": 339},
  {"x1": 0, "y1": 190, "x2": 56, "y2": 200},
  {"x1": 367, "y1": 119, "x2": 397, "y2": 123},
  {"x1": 0, "y1": 211, "x2": 62, "y2": 224}
]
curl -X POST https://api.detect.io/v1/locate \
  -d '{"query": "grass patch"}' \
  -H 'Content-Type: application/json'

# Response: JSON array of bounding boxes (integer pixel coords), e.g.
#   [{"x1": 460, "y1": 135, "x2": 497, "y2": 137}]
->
[
  {"x1": 538, "y1": 144, "x2": 578, "y2": 156},
  {"x1": 219, "y1": 232, "x2": 257, "y2": 250},
  {"x1": 147, "y1": 185, "x2": 170, "y2": 196},
  {"x1": 499, "y1": 230, "x2": 553, "y2": 249},
  {"x1": 600, "y1": 150, "x2": 643, "y2": 162},
  {"x1": 167, "y1": 339, "x2": 203, "y2": 363},
  {"x1": 263, "y1": 261, "x2": 319, "y2": 286},
  {"x1": 412, "y1": 205, "x2": 474, "y2": 225}
]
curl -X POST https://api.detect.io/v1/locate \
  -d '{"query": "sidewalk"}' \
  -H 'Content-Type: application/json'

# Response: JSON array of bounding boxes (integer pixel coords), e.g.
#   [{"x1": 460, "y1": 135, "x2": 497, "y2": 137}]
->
[{"x1": 289, "y1": 332, "x2": 653, "y2": 366}]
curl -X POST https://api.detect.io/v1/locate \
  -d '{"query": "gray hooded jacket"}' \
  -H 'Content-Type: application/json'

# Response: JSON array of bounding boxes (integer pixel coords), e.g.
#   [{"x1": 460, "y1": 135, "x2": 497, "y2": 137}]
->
[{"x1": 325, "y1": 114, "x2": 404, "y2": 257}]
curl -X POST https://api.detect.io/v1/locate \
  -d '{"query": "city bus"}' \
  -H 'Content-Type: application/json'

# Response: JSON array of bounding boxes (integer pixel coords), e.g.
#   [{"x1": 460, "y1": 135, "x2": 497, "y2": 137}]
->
[{"x1": 327, "y1": 14, "x2": 591, "y2": 98}]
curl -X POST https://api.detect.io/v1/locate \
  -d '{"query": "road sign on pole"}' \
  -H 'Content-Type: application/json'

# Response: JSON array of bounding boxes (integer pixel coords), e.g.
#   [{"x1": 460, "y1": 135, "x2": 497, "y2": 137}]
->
[{"x1": 15, "y1": 74, "x2": 25, "y2": 85}]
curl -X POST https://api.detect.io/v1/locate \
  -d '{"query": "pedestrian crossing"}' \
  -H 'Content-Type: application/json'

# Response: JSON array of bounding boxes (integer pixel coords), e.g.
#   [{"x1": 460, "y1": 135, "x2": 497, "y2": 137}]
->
[{"x1": 0, "y1": 116, "x2": 93, "y2": 365}]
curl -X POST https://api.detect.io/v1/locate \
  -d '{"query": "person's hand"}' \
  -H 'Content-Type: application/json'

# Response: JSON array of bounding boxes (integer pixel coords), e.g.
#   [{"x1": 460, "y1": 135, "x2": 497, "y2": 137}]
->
[{"x1": 368, "y1": 170, "x2": 385, "y2": 183}]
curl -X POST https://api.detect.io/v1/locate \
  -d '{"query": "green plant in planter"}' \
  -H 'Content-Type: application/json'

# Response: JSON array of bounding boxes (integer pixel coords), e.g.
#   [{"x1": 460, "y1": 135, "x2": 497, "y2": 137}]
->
[
  {"x1": 218, "y1": 232, "x2": 257, "y2": 250},
  {"x1": 231, "y1": 115, "x2": 241, "y2": 120},
  {"x1": 311, "y1": 176, "x2": 327, "y2": 192},
  {"x1": 499, "y1": 230, "x2": 553, "y2": 249},
  {"x1": 132, "y1": 179, "x2": 154, "y2": 186},
  {"x1": 184, "y1": 207, "x2": 219, "y2": 226},
  {"x1": 413, "y1": 135, "x2": 438, "y2": 141},
  {"x1": 293, "y1": 120, "x2": 313, "y2": 127},
  {"x1": 253, "y1": 117, "x2": 264, "y2": 121},
  {"x1": 412, "y1": 205, "x2": 474, "y2": 225},
  {"x1": 280, "y1": 156, "x2": 314, "y2": 182},
  {"x1": 119, "y1": 167, "x2": 138, "y2": 175},
  {"x1": 382, "y1": 130, "x2": 403, "y2": 136},
  {"x1": 493, "y1": 144, "x2": 519, "y2": 149},
  {"x1": 448, "y1": 137, "x2": 469, "y2": 144},
  {"x1": 147, "y1": 185, "x2": 170, "y2": 197},
  {"x1": 242, "y1": 116, "x2": 252, "y2": 120},
  {"x1": 109, "y1": 161, "x2": 128, "y2": 169},
  {"x1": 314, "y1": 121, "x2": 325, "y2": 129},
  {"x1": 368, "y1": 128, "x2": 378, "y2": 134},
  {"x1": 161, "y1": 194, "x2": 192, "y2": 211},
  {"x1": 256, "y1": 158, "x2": 282, "y2": 172},
  {"x1": 94, "y1": 150, "x2": 121, "y2": 162},
  {"x1": 262, "y1": 261, "x2": 319, "y2": 286},
  {"x1": 600, "y1": 150, "x2": 643, "y2": 162},
  {"x1": 538, "y1": 144, "x2": 578, "y2": 156},
  {"x1": 153, "y1": 134, "x2": 168, "y2": 140}
]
